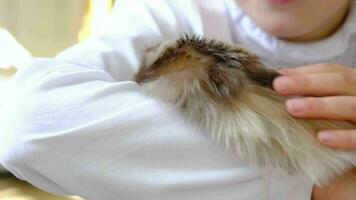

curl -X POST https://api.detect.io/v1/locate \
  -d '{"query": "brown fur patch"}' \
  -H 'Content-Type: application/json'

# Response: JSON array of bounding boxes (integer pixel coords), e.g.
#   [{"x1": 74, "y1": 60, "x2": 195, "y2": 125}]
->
[{"x1": 136, "y1": 35, "x2": 280, "y2": 103}]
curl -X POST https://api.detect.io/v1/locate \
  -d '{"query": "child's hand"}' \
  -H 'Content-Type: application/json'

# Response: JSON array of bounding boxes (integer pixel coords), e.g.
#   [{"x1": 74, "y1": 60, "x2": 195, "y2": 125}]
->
[
  {"x1": 272, "y1": 63, "x2": 356, "y2": 149},
  {"x1": 312, "y1": 168, "x2": 356, "y2": 200}
]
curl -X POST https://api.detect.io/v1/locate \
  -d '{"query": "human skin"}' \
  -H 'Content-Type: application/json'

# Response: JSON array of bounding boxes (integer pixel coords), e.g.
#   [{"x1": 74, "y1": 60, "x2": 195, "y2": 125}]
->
[
  {"x1": 237, "y1": 0, "x2": 355, "y2": 199},
  {"x1": 274, "y1": 65, "x2": 356, "y2": 199},
  {"x1": 237, "y1": 0, "x2": 356, "y2": 153},
  {"x1": 237, "y1": 0, "x2": 351, "y2": 42},
  {"x1": 311, "y1": 168, "x2": 356, "y2": 200},
  {"x1": 274, "y1": 64, "x2": 356, "y2": 150}
]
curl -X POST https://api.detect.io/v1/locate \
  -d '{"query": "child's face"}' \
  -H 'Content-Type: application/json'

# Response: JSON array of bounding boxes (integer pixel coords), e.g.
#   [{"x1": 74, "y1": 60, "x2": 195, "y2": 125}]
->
[{"x1": 237, "y1": 0, "x2": 351, "y2": 41}]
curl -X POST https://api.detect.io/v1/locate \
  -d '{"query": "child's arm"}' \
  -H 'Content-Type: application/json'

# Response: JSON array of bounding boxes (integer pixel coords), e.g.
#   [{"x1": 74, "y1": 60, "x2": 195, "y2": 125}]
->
[{"x1": 0, "y1": 1, "x2": 315, "y2": 199}]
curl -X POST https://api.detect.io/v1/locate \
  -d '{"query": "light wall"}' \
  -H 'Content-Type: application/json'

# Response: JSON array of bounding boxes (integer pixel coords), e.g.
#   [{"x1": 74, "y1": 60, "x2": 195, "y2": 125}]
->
[{"x1": 0, "y1": 0, "x2": 87, "y2": 57}]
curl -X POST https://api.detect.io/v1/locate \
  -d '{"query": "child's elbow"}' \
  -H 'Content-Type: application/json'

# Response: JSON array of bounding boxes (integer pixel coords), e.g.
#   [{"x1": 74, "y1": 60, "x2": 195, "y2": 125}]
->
[{"x1": 0, "y1": 137, "x2": 32, "y2": 180}]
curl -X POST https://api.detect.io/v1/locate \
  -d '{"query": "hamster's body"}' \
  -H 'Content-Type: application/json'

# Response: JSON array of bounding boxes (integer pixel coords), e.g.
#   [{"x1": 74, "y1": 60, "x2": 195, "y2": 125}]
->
[{"x1": 135, "y1": 35, "x2": 356, "y2": 185}]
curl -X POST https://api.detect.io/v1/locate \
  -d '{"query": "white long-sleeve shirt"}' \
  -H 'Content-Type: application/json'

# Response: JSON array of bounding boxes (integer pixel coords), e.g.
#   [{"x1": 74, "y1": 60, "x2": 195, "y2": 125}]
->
[{"x1": 1, "y1": 0, "x2": 356, "y2": 199}]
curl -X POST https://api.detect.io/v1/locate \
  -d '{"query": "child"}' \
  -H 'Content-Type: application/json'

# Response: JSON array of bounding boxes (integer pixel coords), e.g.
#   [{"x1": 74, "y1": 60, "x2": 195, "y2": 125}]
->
[{"x1": 1, "y1": 0, "x2": 355, "y2": 199}]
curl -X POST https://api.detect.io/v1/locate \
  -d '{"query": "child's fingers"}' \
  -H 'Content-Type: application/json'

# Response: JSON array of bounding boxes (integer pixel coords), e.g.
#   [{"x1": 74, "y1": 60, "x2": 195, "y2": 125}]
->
[
  {"x1": 318, "y1": 130, "x2": 356, "y2": 150},
  {"x1": 273, "y1": 73, "x2": 356, "y2": 96},
  {"x1": 285, "y1": 96, "x2": 356, "y2": 123},
  {"x1": 278, "y1": 63, "x2": 352, "y2": 75}
]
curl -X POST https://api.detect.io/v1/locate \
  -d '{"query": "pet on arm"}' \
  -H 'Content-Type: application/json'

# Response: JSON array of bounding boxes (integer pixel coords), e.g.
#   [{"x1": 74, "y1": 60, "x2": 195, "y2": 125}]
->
[{"x1": 135, "y1": 35, "x2": 356, "y2": 186}]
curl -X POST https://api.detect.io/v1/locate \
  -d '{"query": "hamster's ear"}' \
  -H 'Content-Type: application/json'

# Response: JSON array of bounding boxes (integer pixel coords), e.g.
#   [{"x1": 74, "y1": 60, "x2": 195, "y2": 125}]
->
[
  {"x1": 244, "y1": 65, "x2": 280, "y2": 89},
  {"x1": 200, "y1": 63, "x2": 245, "y2": 101},
  {"x1": 230, "y1": 47, "x2": 279, "y2": 89},
  {"x1": 135, "y1": 68, "x2": 155, "y2": 83}
]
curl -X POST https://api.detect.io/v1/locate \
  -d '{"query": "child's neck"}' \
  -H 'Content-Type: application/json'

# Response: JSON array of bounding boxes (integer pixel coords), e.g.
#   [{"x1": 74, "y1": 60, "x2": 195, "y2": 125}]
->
[{"x1": 283, "y1": 1, "x2": 351, "y2": 43}]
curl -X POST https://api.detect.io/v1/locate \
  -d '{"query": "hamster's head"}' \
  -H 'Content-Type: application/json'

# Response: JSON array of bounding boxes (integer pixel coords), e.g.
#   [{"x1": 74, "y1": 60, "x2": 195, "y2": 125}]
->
[{"x1": 135, "y1": 35, "x2": 279, "y2": 106}]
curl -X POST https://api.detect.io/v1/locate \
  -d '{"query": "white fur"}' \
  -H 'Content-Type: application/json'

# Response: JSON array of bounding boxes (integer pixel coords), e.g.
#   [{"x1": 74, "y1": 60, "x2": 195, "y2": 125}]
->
[{"x1": 141, "y1": 78, "x2": 356, "y2": 185}]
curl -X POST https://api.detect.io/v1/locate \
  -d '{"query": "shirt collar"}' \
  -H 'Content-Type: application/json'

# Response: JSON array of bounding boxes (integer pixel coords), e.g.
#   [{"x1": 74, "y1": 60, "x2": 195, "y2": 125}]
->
[{"x1": 226, "y1": 0, "x2": 356, "y2": 65}]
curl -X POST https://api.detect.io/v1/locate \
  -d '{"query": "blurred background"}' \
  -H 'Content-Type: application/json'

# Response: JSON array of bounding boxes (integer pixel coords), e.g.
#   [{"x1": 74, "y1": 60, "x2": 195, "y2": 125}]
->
[
  {"x1": 0, "y1": 0, "x2": 115, "y2": 57},
  {"x1": 0, "y1": 0, "x2": 85, "y2": 57},
  {"x1": 0, "y1": 0, "x2": 115, "y2": 199}
]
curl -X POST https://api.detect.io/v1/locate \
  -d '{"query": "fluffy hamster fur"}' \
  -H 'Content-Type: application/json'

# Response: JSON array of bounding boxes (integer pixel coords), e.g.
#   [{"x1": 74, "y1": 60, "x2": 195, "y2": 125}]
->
[{"x1": 135, "y1": 35, "x2": 356, "y2": 185}]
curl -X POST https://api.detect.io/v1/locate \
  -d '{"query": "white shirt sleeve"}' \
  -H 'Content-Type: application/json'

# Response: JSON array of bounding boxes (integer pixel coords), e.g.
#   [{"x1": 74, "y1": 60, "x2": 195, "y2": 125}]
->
[{"x1": 0, "y1": 1, "x2": 314, "y2": 199}]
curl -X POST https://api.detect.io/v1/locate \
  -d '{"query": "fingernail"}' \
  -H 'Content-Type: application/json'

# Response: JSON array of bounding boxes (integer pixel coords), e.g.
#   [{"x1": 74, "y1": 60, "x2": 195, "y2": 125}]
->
[
  {"x1": 273, "y1": 76, "x2": 294, "y2": 93},
  {"x1": 278, "y1": 68, "x2": 293, "y2": 75},
  {"x1": 286, "y1": 99, "x2": 307, "y2": 113},
  {"x1": 318, "y1": 131, "x2": 336, "y2": 144}
]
